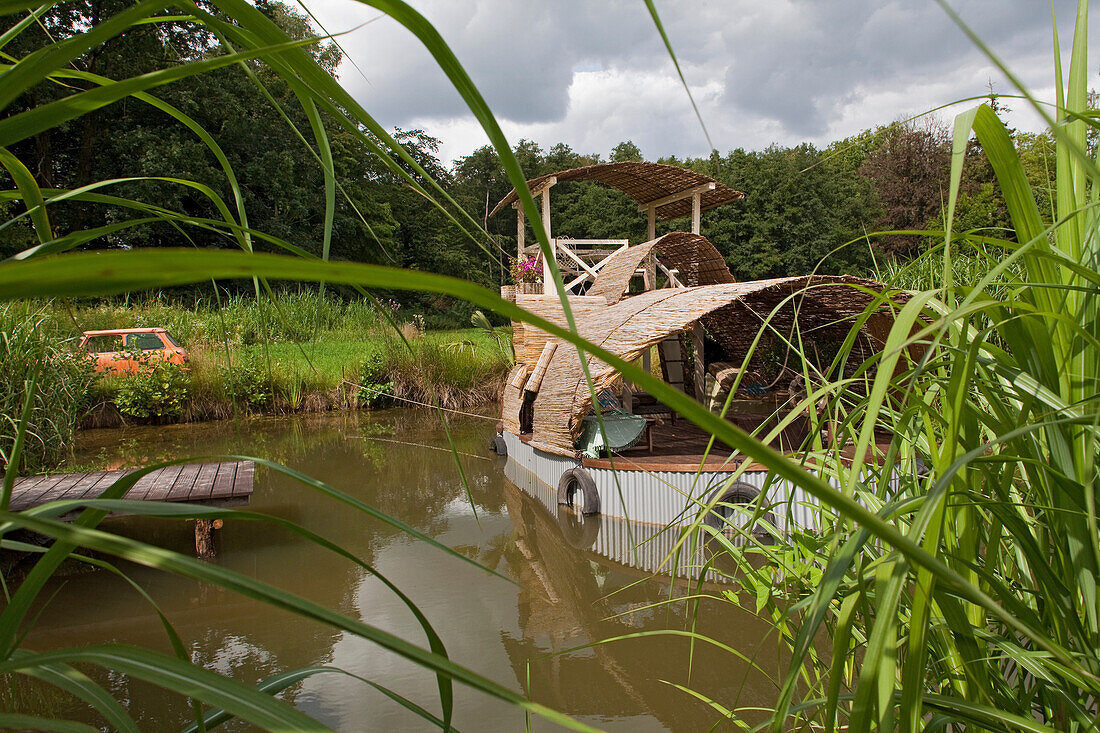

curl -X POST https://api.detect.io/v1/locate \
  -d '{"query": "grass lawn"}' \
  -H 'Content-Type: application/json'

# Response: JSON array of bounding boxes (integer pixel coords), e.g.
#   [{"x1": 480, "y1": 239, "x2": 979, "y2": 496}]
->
[{"x1": 204, "y1": 328, "x2": 512, "y2": 389}]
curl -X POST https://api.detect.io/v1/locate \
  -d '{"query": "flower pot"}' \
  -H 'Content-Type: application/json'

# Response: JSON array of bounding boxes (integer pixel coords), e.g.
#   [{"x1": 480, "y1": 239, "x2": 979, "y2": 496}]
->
[{"x1": 518, "y1": 282, "x2": 543, "y2": 295}]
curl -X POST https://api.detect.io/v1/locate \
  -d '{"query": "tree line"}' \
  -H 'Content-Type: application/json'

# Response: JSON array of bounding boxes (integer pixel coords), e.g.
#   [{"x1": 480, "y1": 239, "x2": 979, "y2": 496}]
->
[{"x1": 1, "y1": 1, "x2": 1060, "y2": 318}]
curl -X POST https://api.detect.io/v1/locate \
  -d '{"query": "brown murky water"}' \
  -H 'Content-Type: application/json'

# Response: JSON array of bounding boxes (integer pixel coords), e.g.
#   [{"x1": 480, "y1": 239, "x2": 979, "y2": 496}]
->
[{"x1": 17, "y1": 409, "x2": 778, "y2": 731}]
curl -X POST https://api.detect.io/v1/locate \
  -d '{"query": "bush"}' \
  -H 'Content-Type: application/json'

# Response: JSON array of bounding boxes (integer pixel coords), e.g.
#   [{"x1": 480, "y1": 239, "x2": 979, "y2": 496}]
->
[
  {"x1": 113, "y1": 360, "x2": 190, "y2": 420},
  {"x1": 222, "y1": 352, "x2": 276, "y2": 408}
]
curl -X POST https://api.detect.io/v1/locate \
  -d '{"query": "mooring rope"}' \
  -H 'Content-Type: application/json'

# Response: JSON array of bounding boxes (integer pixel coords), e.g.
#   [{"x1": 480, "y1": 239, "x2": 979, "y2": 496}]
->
[{"x1": 340, "y1": 379, "x2": 500, "y2": 422}]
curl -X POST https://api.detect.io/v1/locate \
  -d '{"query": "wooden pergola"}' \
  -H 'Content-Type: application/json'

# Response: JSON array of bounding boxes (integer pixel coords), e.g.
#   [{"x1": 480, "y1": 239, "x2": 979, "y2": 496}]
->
[{"x1": 490, "y1": 161, "x2": 744, "y2": 291}]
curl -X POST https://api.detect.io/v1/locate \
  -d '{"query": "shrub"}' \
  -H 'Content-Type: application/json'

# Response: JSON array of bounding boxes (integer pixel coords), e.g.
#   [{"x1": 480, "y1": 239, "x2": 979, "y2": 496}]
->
[
  {"x1": 113, "y1": 360, "x2": 191, "y2": 420},
  {"x1": 222, "y1": 352, "x2": 276, "y2": 408}
]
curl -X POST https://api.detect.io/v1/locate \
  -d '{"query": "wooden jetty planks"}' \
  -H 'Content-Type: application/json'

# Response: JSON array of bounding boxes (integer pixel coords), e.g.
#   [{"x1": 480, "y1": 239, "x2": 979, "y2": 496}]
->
[
  {"x1": 185, "y1": 462, "x2": 223, "y2": 502},
  {"x1": 208, "y1": 462, "x2": 240, "y2": 500},
  {"x1": 165, "y1": 463, "x2": 202, "y2": 501},
  {"x1": 143, "y1": 464, "x2": 185, "y2": 502},
  {"x1": 8, "y1": 461, "x2": 255, "y2": 515}
]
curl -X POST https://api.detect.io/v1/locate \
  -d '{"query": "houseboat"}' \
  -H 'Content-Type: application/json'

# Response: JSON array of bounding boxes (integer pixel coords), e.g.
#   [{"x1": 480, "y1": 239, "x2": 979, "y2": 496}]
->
[{"x1": 490, "y1": 162, "x2": 903, "y2": 544}]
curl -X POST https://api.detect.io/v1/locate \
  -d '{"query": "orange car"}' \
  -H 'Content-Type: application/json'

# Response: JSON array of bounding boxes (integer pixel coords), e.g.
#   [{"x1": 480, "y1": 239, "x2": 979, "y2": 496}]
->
[{"x1": 79, "y1": 328, "x2": 189, "y2": 375}]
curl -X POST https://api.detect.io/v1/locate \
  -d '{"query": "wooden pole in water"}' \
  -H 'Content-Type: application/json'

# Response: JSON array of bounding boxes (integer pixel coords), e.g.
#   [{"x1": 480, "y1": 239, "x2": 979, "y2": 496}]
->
[{"x1": 195, "y1": 519, "x2": 215, "y2": 559}]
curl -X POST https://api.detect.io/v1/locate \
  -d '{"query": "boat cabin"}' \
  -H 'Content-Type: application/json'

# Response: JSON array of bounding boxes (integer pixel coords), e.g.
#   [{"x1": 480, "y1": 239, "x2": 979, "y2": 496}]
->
[{"x1": 495, "y1": 162, "x2": 899, "y2": 466}]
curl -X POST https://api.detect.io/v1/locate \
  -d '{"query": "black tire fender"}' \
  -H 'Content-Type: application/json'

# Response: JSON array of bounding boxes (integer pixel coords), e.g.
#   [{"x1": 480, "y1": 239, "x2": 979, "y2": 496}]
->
[
  {"x1": 489, "y1": 434, "x2": 507, "y2": 456},
  {"x1": 703, "y1": 481, "x2": 775, "y2": 538},
  {"x1": 557, "y1": 467, "x2": 600, "y2": 515}
]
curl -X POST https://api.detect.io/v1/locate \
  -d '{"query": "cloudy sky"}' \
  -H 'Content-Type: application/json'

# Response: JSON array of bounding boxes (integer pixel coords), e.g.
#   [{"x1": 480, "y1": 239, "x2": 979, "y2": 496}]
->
[{"x1": 304, "y1": 0, "x2": 1096, "y2": 165}]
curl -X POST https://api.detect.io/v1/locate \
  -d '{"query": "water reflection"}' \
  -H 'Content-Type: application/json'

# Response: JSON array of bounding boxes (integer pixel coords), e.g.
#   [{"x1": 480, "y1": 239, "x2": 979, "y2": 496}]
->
[{"x1": 16, "y1": 410, "x2": 775, "y2": 731}]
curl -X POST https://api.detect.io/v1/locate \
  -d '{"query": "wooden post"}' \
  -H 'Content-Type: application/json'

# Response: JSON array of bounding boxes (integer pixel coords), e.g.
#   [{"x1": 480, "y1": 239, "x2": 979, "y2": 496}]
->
[
  {"x1": 693, "y1": 322, "x2": 705, "y2": 403},
  {"x1": 516, "y1": 203, "x2": 525, "y2": 260},
  {"x1": 642, "y1": 205, "x2": 658, "y2": 376},
  {"x1": 541, "y1": 188, "x2": 553, "y2": 285},
  {"x1": 195, "y1": 519, "x2": 221, "y2": 559},
  {"x1": 691, "y1": 192, "x2": 701, "y2": 235}
]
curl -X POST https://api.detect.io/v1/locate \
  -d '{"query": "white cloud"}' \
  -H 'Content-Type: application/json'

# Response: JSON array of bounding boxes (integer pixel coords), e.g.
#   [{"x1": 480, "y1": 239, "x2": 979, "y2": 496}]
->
[{"x1": 304, "y1": 0, "x2": 1098, "y2": 164}]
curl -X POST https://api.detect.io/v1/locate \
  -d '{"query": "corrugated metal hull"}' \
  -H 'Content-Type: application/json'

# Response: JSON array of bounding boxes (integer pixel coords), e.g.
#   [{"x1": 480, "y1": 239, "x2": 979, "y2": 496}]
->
[{"x1": 501, "y1": 431, "x2": 822, "y2": 533}]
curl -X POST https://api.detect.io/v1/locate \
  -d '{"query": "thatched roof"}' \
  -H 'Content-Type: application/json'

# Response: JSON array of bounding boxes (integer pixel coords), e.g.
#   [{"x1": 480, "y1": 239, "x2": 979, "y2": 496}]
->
[
  {"x1": 586, "y1": 232, "x2": 735, "y2": 304},
  {"x1": 520, "y1": 276, "x2": 904, "y2": 457},
  {"x1": 489, "y1": 162, "x2": 744, "y2": 220}
]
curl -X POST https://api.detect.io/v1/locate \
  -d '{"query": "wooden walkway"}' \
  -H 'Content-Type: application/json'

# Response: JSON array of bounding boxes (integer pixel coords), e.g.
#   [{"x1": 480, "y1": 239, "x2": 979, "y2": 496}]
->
[{"x1": 10, "y1": 461, "x2": 255, "y2": 515}]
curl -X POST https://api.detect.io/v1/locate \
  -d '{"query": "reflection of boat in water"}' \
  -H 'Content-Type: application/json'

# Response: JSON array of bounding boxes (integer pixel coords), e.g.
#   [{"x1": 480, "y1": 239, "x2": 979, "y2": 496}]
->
[
  {"x1": 492, "y1": 162, "x2": 904, "y2": 537},
  {"x1": 504, "y1": 454, "x2": 733, "y2": 584},
  {"x1": 499, "y1": 467, "x2": 779, "y2": 729}
]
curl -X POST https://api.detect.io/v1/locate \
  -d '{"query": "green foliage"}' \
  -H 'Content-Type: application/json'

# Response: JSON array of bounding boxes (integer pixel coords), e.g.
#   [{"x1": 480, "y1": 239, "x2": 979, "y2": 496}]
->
[
  {"x1": 112, "y1": 358, "x2": 191, "y2": 420},
  {"x1": 0, "y1": 303, "x2": 96, "y2": 473},
  {"x1": 221, "y1": 352, "x2": 274, "y2": 408}
]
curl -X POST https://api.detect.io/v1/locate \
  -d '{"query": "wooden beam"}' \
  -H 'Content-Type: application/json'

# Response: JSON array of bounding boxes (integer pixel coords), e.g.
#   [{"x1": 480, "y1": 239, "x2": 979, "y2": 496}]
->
[
  {"x1": 555, "y1": 240, "x2": 599, "y2": 278},
  {"x1": 637, "y1": 182, "x2": 715, "y2": 212},
  {"x1": 516, "y1": 203, "x2": 525, "y2": 259},
  {"x1": 554, "y1": 238, "x2": 629, "y2": 247},
  {"x1": 541, "y1": 186, "x2": 553, "y2": 284},
  {"x1": 691, "y1": 192, "x2": 701, "y2": 234},
  {"x1": 647, "y1": 205, "x2": 656, "y2": 240},
  {"x1": 658, "y1": 263, "x2": 683, "y2": 288},
  {"x1": 693, "y1": 322, "x2": 705, "y2": 403}
]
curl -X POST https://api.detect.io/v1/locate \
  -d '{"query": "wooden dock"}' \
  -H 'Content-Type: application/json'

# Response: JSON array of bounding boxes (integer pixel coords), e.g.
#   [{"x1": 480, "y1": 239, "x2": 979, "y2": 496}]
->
[{"x1": 9, "y1": 461, "x2": 255, "y2": 557}]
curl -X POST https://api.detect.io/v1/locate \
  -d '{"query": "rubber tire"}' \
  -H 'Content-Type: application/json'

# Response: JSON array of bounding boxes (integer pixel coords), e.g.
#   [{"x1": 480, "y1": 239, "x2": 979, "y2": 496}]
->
[
  {"x1": 557, "y1": 467, "x2": 600, "y2": 516},
  {"x1": 489, "y1": 434, "x2": 507, "y2": 456},
  {"x1": 558, "y1": 506, "x2": 601, "y2": 549},
  {"x1": 703, "y1": 481, "x2": 775, "y2": 540}
]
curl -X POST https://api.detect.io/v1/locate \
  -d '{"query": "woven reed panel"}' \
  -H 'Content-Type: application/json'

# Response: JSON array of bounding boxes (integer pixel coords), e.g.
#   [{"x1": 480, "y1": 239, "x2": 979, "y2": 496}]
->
[
  {"x1": 587, "y1": 232, "x2": 735, "y2": 304},
  {"x1": 512, "y1": 294, "x2": 607, "y2": 365},
  {"x1": 501, "y1": 365, "x2": 527, "y2": 435},
  {"x1": 525, "y1": 277, "x2": 908, "y2": 455},
  {"x1": 490, "y1": 162, "x2": 744, "y2": 220}
]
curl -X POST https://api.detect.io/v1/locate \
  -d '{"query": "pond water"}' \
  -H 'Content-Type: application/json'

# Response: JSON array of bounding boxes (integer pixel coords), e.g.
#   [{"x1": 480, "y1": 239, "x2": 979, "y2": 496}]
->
[{"x1": 19, "y1": 409, "x2": 777, "y2": 731}]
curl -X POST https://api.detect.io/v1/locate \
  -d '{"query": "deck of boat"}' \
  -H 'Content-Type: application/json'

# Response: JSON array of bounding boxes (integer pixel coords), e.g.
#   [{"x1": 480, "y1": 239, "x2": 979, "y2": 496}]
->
[{"x1": 578, "y1": 418, "x2": 891, "y2": 473}]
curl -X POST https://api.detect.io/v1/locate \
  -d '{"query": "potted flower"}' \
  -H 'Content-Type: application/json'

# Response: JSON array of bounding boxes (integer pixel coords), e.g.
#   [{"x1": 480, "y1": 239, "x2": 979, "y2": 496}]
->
[{"x1": 510, "y1": 255, "x2": 543, "y2": 294}]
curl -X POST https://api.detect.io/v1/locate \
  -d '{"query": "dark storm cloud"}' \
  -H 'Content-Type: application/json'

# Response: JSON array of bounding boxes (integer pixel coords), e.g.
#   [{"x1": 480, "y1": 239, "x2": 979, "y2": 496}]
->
[
  {"x1": 311, "y1": 0, "x2": 1096, "y2": 159},
  {"x1": 712, "y1": 0, "x2": 1065, "y2": 136}
]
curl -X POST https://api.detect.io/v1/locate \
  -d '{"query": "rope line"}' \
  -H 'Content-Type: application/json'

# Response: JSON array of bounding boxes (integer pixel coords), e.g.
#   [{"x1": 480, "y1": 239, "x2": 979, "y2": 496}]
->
[{"x1": 340, "y1": 379, "x2": 500, "y2": 422}]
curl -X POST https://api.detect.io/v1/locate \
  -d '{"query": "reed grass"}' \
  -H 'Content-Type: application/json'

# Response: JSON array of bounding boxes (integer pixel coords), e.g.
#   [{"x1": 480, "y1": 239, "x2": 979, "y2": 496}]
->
[
  {"x1": 667, "y1": 3, "x2": 1100, "y2": 730},
  {"x1": 0, "y1": 303, "x2": 96, "y2": 474}
]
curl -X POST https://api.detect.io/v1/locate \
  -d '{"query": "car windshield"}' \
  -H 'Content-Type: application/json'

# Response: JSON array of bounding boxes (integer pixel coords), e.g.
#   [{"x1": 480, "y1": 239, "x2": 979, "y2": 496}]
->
[
  {"x1": 83, "y1": 335, "x2": 124, "y2": 353},
  {"x1": 164, "y1": 331, "x2": 182, "y2": 347},
  {"x1": 125, "y1": 333, "x2": 165, "y2": 351}
]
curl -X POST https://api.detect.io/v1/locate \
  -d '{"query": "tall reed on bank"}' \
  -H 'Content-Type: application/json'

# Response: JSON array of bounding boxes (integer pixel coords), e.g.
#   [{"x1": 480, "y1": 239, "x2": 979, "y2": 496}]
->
[{"x1": 676, "y1": 3, "x2": 1100, "y2": 730}]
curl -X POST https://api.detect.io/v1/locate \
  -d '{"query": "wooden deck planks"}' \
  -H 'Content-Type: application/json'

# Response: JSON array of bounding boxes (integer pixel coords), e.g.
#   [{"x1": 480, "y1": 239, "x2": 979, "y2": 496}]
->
[
  {"x1": 186, "y1": 462, "x2": 223, "y2": 502},
  {"x1": 208, "y1": 462, "x2": 239, "y2": 500},
  {"x1": 8, "y1": 461, "x2": 254, "y2": 516},
  {"x1": 166, "y1": 463, "x2": 202, "y2": 501}
]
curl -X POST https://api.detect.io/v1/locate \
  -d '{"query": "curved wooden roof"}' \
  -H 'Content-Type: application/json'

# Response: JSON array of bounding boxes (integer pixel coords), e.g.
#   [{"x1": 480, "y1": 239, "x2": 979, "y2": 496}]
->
[
  {"x1": 489, "y1": 162, "x2": 744, "y2": 220},
  {"x1": 520, "y1": 276, "x2": 904, "y2": 456},
  {"x1": 586, "y1": 232, "x2": 735, "y2": 304}
]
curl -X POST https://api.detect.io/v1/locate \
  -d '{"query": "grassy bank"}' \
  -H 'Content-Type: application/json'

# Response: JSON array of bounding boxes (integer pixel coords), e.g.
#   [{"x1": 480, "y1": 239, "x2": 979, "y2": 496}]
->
[{"x1": 3, "y1": 295, "x2": 512, "y2": 466}]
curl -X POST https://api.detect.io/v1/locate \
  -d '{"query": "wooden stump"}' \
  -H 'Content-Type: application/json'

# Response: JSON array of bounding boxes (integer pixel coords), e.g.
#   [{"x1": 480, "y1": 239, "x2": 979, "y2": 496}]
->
[{"x1": 194, "y1": 519, "x2": 221, "y2": 559}]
